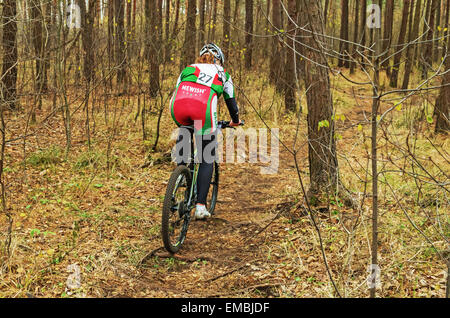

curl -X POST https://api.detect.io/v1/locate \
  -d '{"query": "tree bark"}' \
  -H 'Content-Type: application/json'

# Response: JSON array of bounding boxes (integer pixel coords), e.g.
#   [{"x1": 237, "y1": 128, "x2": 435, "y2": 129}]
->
[
  {"x1": 382, "y1": 0, "x2": 395, "y2": 76},
  {"x1": 31, "y1": 0, "x2": 48, "y2": 93},
  {"x1": 359, "y1": 0, "x2": 367, "y2": 52},
  {"x1": 297, "y1": 0, "x2": 338, "y2": 196},
  {"x1": 115, "y1": 0, "x2": 127, "y2": 88},
  {"x1": 434, "y1": 28, "x2": 450, "y2": 133},
  {"x1": 148, "y1": 0, "x2": 161, "y2": 96},
  {"x1": 170, "y1": 0, "x2": 181, "y2": 61},
  {"x1": 164, "y1": 0, "x2": 171, "y2": 62},
  {"x1": 403, "y1": 0, "x2": 422, "y2": 89},
  {"x1": 338, "y1": 0, "x2": 349, "y2": 68},
  {"x1": 1, "y1": 0, "x2": 18, "y2": 110},
  {"x1": 198, "y1": 0, "x2": 206, "y2": 52},
  {"x1": 181, "y1": 0, "x2": 197, "y2": 70},
  {"x1": 245, "y1": 0, "x2": 254, "y2": 68},
  {"x1": 223, "y1": 0, "x2": 231, "y2": 60},
  {"x1": 390, "y1": 0, "x2": 411, "y2": 88},
  {"x1": 269, "y1": 0, "x2": 282, "y2": 86},
  {"x1": 350, "y1": 0, "x2": 360, "y2": 74},
  {"x1": 284, "y1": 0, "x2": 296, "y2": 112},
  {"x1": 422, "y1": 0, "x2": 439, "y2": 79}
]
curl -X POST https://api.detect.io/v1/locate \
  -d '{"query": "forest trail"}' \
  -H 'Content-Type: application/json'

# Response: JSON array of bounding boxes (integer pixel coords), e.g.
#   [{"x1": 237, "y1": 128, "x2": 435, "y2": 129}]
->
[{"x1": 133, "y1": 144, "x2": 301, "y2": 298}]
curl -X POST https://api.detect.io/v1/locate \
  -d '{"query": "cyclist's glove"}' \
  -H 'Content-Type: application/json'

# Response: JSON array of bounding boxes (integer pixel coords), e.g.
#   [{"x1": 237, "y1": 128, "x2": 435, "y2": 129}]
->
[{"x1": 225, "y1": 97, "x2": 239, "y2": 124}]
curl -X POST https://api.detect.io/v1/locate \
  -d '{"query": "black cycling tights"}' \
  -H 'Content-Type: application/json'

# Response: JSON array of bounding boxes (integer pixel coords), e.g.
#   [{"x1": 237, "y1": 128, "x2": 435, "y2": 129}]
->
[{"x1": 175, "y1": 129, "x2": 217, "y2": 205}]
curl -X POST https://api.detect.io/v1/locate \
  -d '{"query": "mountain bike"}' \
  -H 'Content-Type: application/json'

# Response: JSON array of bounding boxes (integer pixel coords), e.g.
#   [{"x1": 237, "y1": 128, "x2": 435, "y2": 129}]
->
[{"x1": 161, "y1": 120, "x2": 244, "y2": 253}]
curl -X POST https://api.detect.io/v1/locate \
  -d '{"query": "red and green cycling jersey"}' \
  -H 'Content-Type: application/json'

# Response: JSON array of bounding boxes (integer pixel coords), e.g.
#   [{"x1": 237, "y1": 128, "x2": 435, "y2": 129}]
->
[
  {"x1": 176, "y1": 63, "x2": 235, "y2": 100},
  {"x1": 170, "y1": 63, "x2": 239, "y2": 135}
]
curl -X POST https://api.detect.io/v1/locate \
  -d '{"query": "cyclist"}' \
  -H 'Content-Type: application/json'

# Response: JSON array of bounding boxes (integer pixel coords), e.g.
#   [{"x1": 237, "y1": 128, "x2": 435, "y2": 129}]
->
[{"x1": 170, "y1": 43, "x2": 242, "y2": 219}]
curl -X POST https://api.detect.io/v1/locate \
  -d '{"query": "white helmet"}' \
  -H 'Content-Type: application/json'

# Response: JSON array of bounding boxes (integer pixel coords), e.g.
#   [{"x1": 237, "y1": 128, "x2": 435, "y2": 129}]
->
[{"x1": 199, "y1": 43, "x2": 225, "y2": 65}]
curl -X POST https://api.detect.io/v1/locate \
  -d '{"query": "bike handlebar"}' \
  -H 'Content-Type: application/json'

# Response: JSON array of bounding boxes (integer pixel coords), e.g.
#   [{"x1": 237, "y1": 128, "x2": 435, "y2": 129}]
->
[{"x1": 218, "y1": 120, "x2": 245, "y2": 129}]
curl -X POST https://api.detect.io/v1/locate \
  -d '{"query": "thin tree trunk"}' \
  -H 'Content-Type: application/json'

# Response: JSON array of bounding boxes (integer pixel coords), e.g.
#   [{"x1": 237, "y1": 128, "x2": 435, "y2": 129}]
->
[
  {"x1": 198, "y1": 0, "x2": 206, "y2": 51},
  {"x1": 270, "y1": 0, "x2": 281, "y2": 85},
  {"x1": 169, "y1": 0, "x2": 181, "y2": 62},
  {"x1": 1, "y1": 0, "x2": 18, "y2": 110},
  {"x1": 324, "y1": 0, "x2": 330, "y2": 27},
  {"x1": 164, "y1": 0, "x2": 171, "y2": 62},
  {"x1": 403, "y1": 0, "x2": 423, "y2": 89},
  {"x1": 359, "y1": 0, "x2": 367, "y2": 66},
  {"x1": 350, "y1": 0, "x2": 360, "y2": 74},
  {"x1": 390, "y1": 0, "x2": 411, "y2": 88},
  {"x1": 149, "y1": 0, "x2": 161, "y2": 96},
  {"x1": 31, "y1": 0, "x2": 47, "y2": 94},
  {"x1": 284, "y1": 0, "x2": 296, "y2": 111},
  {"x1": 223, "y1": 0, "x2": 231, "y2": 60},
  {"x1": 434, "y1": 28, "x2": 450, "y2": 133},
  {"x1": 382, "y1": 0, "x2": 394, "y2": 76},
  {"x1": 245, "y1": 0, "x2": 254, "y2": 68},
  {"x1": 115, "y1": 0, "x2": 127, "y2": 89},
  {"x1": 422, "y1": 0, "x2": 439, "y2": 79},
  {"x1": 211, "y1": 0, "x2": 218, "y2": 41},
  {"x1": 338, "y1": 0, "x2": 349, "y2": 68},
  {"x1": 370, "y1": 0, "x2": 383, "y2": 298}
]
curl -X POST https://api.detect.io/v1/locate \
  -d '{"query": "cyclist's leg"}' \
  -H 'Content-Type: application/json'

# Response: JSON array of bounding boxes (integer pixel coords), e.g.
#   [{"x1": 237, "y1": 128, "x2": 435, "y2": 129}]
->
[
  {"x1": 195, "y1": 133, "x2": 217, "y2": 204},
  {"x1": 195, "y1": 93, "x2": 218, "y2": 205}
]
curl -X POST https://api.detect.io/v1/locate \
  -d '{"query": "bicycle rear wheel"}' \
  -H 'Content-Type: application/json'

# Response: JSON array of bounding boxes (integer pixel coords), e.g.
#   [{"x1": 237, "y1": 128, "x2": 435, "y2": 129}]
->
[
  {"x1": 161, "y1": 165, "x2": 192, "y2": 253},
  {"x1": 206, "y1": 162, "x2": 219, "y2": 215}
]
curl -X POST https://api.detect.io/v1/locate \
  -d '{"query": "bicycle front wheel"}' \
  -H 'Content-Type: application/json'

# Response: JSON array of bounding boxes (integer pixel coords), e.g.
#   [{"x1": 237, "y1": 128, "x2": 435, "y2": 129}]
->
[{"x1": 161, "y1": 165, "x2": 192, "y2": 253}]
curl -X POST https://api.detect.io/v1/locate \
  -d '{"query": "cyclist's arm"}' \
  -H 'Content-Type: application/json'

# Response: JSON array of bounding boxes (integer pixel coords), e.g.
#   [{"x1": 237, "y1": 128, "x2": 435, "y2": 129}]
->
[
  {"x1": 225, "y1": 97, "x2": 239, "y2": 124},
  {"x1": 223, "y1": 72, "x2": 239, "y2": 124}
]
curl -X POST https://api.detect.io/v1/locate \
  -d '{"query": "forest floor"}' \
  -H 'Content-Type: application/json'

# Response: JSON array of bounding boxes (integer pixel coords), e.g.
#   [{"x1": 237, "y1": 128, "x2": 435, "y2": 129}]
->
[{"x1": 0, "y1": 67, "x2": 448, "y2": 298}]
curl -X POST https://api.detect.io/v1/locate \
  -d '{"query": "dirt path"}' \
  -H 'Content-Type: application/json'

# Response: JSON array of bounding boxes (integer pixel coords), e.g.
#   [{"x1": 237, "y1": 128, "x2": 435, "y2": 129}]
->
[{"x1": 135, "y1": 148, "x2": 298, "y2": 298}]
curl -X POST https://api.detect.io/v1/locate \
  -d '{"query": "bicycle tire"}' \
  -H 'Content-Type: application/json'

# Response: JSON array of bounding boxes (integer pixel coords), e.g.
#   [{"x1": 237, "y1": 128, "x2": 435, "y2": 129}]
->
[
  {"x1": 207, "y1": 162, "x2": 219, "y2": 215},
  {"x1": 161, "y1": 165, "x2": 192, "y2": 253}
]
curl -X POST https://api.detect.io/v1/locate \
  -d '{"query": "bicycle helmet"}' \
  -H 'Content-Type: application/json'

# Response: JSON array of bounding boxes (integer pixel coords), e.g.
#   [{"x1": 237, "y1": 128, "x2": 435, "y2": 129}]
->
[{"x1": 199, "y1": 43, "x2": 225, "y2": 66}]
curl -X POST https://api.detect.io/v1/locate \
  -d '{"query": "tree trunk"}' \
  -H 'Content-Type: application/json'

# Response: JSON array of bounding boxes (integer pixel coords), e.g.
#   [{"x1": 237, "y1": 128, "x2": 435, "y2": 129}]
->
[
  {"x1": 370, "y1": 0, "x2": 383, "y2": 298},
  {"x1": 422, "y1": 0, "x2": 439, "y2": 79},
  {"x1": 382, "y1": 0, "x2": 395, "y2": 76},
  {"x1": 80, "y1": 0, "x2": 96, "y2": 84},
  {"x1": 403, "y1": 0, "x2": 422, "y2": 89},
  {"x1": 211, "y1": 0, "x2": 218, "y2": 41},
  {"x1": 182, "y1": 0, "x2": 197, "y2": 70},
  {"x1": 324, "y1": 0, "x2": 330, "y2": 27},
  {"x1": 198, "y1": 0, "x2": 206, "y2": 52},
  {"x1": 223, "y1": 0, "x2": 231, "y2": 60},
  {"x1": 148, "y1": 0, "x2": 161, "y2": 96},
  {"x1": 1, "y1": 0, "x2": 18, "y2": 110},
  {"x1": 359, "y1": 0, "x2": 367, "y2": 52},
  {"x1": 338, "y1": 0, "x2": 349, "y2": 68},
  {"x1": 31, "y1": 0, "x2": 47, "y2": 94},
  {"x1": 434, "y1": 29, "x2": 450, "y2": 133},
  {"x1": 245, "y1": 0, "x2": 254, "y2": 68},
  {"x1": 350, "y1": 0, "x2": 360, "y2": 74},
  {"x1": 115, "y1": 0, "x2": 127, "y2": 89},
  {"x1": 284, "y1": 0, "x2": 296, "y2": 112},
  {"x1": 164, "y1": 0, "x2": 171, "y2": 62},
  {"x1": 433, "y1": 0, "x2": 442, "y2": 63},
  {"x1": 297, "y1": 0, "x2": 338, "y2": 196},
  {"x1": 170, "y1": 0, "x2": 181, "y2": 62},
  {"x1": 390, "y1": 0, "x2": 411, "y2": 88},
  {"x1": 108, "y1": 0, "x2": 115, "y2": 87},
  {"x1": 269, "y1": 0, "x2": 282, "y2": 85}
]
